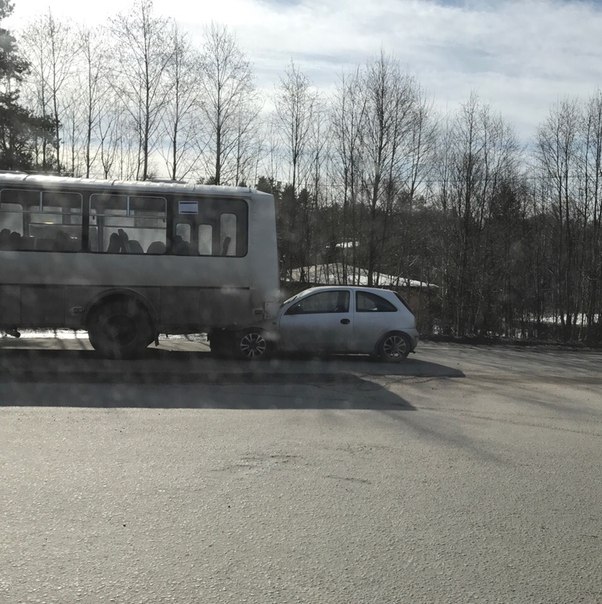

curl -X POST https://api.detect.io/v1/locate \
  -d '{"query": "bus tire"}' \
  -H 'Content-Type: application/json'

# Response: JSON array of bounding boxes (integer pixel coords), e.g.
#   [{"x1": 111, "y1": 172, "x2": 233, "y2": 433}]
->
[
  {"x1": 87, "y1": 298, "x2": 153, "y2": 359},
  {"x1": 208, "y1": 330, "x2": 232, "y2": 358}
]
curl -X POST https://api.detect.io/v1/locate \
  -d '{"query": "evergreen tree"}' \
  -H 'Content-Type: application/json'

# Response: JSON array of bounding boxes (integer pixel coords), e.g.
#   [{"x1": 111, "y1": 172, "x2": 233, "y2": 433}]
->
[{"x1": 0, "y1": 0, "x2": 54, "y2": 170}]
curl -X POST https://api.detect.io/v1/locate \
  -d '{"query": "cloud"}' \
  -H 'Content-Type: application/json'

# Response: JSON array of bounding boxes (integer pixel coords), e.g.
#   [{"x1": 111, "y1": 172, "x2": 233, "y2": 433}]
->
[
  {"x1": 229, "y1": 0, "x2": 602, "y2": 142},
  {"x1": 7, "y1": 0, "x2": 602, "y2": 143},
  {"x1": 8, "y1": 0, "x2": 126, "y2": 26}
]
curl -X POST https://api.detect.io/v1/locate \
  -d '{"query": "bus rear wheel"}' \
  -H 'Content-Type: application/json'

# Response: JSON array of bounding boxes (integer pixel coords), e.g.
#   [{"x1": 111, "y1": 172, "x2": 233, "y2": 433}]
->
[
  {"x1": 88, "y1": 299, "x2": 152, "y2": 359},
  {"x1": 234, "y1": 329, "x2": 269, "y2": 360},
  {"x1": 208, "y1": 330, "x2": 232, "y2": 358}
]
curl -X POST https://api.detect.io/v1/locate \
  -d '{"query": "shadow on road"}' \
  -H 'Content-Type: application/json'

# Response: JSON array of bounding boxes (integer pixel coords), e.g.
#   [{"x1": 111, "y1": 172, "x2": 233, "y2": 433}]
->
[
  {"x1": 0, "y1": 347, "x2": 464, "y2": 383},
  {"x1": 0, "y1": 379, "x2": 415, "y2": 410},
  {"x1": 0, "y1": 345, "x2": 465, "y2": 410}
]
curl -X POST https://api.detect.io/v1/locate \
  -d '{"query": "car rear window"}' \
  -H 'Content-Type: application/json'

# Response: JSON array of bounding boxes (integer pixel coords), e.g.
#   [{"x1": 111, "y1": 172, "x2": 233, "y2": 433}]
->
[
  {"x1": 356, "y1": 291, "x2": 397, "y2": 312},
  {"x1": 394, "y1": 292, "x2": 413, "y2": 313}
]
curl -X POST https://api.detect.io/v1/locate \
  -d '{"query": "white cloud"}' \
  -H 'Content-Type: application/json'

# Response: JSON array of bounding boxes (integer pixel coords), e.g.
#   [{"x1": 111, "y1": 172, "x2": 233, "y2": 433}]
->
[
  {"x1": 6, "y1": 0, "x2": 602, "y2": 143},
  {"x1": 7, "y1": 0, "x2": 126, "y2": 26}
]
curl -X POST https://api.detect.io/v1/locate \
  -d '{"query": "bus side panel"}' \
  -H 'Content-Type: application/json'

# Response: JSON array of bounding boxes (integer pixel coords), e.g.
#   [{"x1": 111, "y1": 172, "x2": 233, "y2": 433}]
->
[
  {"x1": 159, "y1": 287, "x2": 253, "y2": 331},
  {"x1": 247, "y1": 192, "x2": 280, "y2": 309},
  {"x1": 0, "y1": 285, "x2": 20, "y2": 326},
  {"x1": 21, "y1": 285, "x2": 65, "y2": 327},
  {"x1": 159, "y1": 287, "x2": 200, "y2": 330},
  {"x1": 200, "y1": 287, "x2": 253, "y2": 328},
  {"x1": 0, "y1": 285, "x2": 67, "y2": 329}
]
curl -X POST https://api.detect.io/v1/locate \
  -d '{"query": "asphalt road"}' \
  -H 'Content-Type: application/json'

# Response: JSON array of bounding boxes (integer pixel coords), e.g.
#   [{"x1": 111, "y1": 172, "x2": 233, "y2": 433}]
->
[{"x1": 0, "y1": 337, "x2": 601, "y2": 603}]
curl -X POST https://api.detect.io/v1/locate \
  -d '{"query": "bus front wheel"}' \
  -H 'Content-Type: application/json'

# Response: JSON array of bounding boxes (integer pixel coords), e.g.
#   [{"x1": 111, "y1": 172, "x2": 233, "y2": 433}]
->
[{"x1": 88, "y1": 299, "x2": 153, "y2": 359}]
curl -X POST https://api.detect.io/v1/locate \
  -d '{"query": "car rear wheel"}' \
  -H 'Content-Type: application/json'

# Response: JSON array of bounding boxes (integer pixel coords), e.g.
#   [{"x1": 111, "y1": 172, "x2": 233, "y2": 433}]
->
[{"x1": 378, "y1": 331, "x2": 411, "y2": 362}]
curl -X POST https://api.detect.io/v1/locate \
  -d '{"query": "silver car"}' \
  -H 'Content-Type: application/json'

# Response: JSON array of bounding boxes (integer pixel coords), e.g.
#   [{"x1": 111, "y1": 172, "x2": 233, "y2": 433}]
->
[{"x1": 229, "y1": 286, "x2": 419, "y2": 361}]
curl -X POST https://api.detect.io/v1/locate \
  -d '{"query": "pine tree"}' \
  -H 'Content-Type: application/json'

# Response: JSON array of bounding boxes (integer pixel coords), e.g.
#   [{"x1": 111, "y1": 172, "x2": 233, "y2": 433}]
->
[{"x1": 0, "y1": 0, "x2": 54, "y2": 170}]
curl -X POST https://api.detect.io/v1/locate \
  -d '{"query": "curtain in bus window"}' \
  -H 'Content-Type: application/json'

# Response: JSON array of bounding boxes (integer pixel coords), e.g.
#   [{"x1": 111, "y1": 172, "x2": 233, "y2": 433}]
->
[
  {"x1": 213, "y1": 199, "x2": 247, "y2": 257},
  {"x1": 198, "y1": 224, "x2": 212, "y2": 255},
  {"x1": 220, "y1": 213, "x2": 236, "y2": 256}
]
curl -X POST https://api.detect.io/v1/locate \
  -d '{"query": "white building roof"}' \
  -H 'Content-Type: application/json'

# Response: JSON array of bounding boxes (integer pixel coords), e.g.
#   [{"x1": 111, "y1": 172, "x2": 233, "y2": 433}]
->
[{"x1": 289, "y1": 263, "x2": 438, "y2": 289}]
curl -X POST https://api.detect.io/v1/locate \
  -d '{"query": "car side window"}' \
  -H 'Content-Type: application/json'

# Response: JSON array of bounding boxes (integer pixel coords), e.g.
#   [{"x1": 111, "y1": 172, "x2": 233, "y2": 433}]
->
[
  {"x1": 286, "y1": 291, "x2": 350, "y2": 315},
  {"x1": 356, "y1": 291, "x2": 397, "y2": 312}
]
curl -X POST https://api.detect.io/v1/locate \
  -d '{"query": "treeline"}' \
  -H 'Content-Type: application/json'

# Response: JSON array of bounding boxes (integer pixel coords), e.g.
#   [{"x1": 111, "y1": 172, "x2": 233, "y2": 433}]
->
[{"x1": 1, "y1": 0, "x2": 602, "y2": 343}]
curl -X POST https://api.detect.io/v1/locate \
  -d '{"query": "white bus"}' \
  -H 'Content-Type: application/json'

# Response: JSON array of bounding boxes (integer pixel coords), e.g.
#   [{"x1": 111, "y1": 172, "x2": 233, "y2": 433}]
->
[{"x1": 0, "y1": 173, "x2": 280, "y2": 358}]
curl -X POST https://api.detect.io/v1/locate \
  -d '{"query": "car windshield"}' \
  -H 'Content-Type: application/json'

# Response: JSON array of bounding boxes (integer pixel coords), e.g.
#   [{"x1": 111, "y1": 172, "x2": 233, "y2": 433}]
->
[{"x1": 281, "y1": 293, "x2": 300, "y2": 305}]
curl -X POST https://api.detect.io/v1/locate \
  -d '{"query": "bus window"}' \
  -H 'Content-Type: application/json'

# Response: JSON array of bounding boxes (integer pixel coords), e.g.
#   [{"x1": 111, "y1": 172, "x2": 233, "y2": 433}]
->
[
  {"x1": 174, "y1": 222, "x2": 193, "y2": 255},
  {"x1": 30, "y1": 191, "x2": 83, "y2": 251},
  {"x1": 1, "y1": 189, "x2": 40, "y2": 212},
  {"x1": 0, "y1": 189, "x2": 82, "y2": 251},
  {"x1": 175, "y1": 197, "x2": 248, "y2": 257},
  {"x1": 89, "y1": 194, "x2": 127, "y2": 252},
  {"x1": 130, "y1": 196, "x2": 166, "y2": 254},
  {"x1": 0, "y1": 189, "x2": 38, "y2": 247},
  {"x1": 0, "y1": 203, "x2": 25, "y2": 240},
  {"x1": 176, "y1": 223, "x2": 191, "y2": 241},
  {"x1": 90, "y1": 194, "x2": 166, "y2": 254}
]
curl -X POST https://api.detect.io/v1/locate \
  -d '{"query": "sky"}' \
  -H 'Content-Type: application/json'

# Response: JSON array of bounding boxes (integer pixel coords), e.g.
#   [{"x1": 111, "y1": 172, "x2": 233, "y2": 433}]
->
[{"x1": 6, "y1": 0, "x2": 602, "y2": 145}]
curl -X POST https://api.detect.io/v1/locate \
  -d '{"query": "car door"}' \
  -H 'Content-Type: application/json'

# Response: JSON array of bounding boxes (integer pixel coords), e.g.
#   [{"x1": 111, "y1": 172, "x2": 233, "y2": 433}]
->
[
  {"x1": 350, "y1": 290, "x2": 400, "y2": 353},
  {"x1": 278, "y1": 289, "x2": 352, "y2": 352}
]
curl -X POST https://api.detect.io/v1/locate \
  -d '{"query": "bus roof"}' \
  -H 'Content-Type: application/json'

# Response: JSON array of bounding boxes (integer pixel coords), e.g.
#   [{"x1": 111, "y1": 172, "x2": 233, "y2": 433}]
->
[{"x1": 0, "y1": 172, "x2": 271, "y2": 199}]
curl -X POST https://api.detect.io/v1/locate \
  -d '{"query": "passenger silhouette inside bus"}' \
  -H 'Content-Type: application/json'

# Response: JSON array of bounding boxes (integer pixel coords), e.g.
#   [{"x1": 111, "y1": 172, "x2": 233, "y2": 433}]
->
[
  {"x1": 172, "y1": 235, "x2": 190, "y2": 255},
  {"x1": 107, "y1": 232, "x2": 122, "y2": 253},
  {"x1": 8, "y1": 231, "x2": 21, "y2": 250}
]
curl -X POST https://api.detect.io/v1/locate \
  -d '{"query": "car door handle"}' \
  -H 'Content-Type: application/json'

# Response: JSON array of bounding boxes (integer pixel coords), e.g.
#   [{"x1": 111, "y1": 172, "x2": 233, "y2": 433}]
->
[{"x1": 340, "y1": 318, "x2": 350, "y2": 325}]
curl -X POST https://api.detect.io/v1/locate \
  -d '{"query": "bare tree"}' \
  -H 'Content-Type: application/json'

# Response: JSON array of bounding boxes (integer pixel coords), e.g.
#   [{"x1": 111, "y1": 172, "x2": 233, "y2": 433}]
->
[
  {"x1": 76, "y1": 26, "x2": 110, "y2": 178},
  {"x1": 436, "y1": 94, "x2": 521, "y2": 335},
  {"x1": 21, "y1": 10, "x2": 78, "y2": 172},
  {"x1": 273, "y1": 61, "x2": 320, "y2": 278},
  {"x1": 198, "y1": 24, "x2": 255, "y2": 185},
  {"x1": 57, "y1": 25, "x2": 112, "y2": 178},
  {"x1": 108, "y1": 0, "x2": 174, "y2": 180},
  {"x1": 584, "y1": 93, "x2": 602, "y2": 340},
  {"x1": 275, "y1": 61, "x2": 318, "y2": 196},
  {"x1": 160, "y1": 25, "x2": 203, "y2": 181},
  {"x1": 360, "y1": 53, "x2": 420, "y2": 285},
  {"x1": 96, "y1": 89, "x2": 130, "y2": 179},
  {"x1": 331, "y1": 68, "x2": 368, "y2": 283},
  {"x1": 232, "y1": 101, "x2": 263, "y2": 185},
  {"x1": 536, "y1": 99, "x2": 581, "y2": 339}
]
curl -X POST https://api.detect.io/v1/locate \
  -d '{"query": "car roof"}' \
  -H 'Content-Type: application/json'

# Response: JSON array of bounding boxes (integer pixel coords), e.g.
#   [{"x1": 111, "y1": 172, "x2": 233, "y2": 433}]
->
[{"x1": 297, "y1": 285, "x2": 396, "y2": 296}]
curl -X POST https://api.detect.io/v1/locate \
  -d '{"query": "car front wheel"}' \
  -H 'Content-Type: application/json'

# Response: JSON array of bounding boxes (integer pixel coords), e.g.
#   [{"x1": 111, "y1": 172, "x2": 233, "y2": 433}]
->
[{"x1": 378, "y1": 331, "x2": 411, "y2": 362}]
